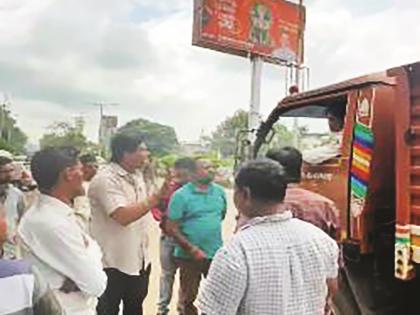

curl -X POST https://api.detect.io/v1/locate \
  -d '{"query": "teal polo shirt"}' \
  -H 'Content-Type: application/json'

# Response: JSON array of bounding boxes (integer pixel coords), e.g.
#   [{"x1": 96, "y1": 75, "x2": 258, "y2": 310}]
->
[{"x1": 168, "y1": 182, "x2": 227, "y2": 259}]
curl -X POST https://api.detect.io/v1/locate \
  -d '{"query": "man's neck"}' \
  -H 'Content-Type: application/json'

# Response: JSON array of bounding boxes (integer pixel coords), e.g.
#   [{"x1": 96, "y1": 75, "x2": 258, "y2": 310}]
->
[
  {"x1": 237, "y1": 202, "x2": 289, "y2": 231},
  {"x1": 118, "y1": 161, "x2": 136, "y2": 174},
  {"x1": 249, "y1": 202, "x2": 288, "y2": 218},
  {"x1": 46, "y1": 189, "x2": 73, "y2": 206},
  {"x1": 193, "y1": 182, "x2": 210, "y2": 192}
]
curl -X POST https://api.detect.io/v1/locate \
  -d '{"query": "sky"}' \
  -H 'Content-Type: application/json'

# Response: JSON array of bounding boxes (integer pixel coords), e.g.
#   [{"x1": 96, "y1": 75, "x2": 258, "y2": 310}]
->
[{"x1": 0, "y1": 0, "x2": 420, "y2": 145}]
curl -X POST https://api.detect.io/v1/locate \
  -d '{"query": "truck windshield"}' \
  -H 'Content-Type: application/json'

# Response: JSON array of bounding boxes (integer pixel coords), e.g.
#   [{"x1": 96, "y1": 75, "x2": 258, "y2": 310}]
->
[{"x1": 258, "y1": 95, "x2": 348, "y2": 161}]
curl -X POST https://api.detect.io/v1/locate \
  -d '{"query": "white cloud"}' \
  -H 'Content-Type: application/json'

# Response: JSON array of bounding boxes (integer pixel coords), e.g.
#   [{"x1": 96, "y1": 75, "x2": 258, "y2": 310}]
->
[{"x1": 1, "y1": 0, "x2": 420, "y2": 146}]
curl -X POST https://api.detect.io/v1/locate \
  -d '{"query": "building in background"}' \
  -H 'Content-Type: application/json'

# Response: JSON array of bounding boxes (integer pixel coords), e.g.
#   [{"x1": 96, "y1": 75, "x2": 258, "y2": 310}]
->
[
  {"x1": 179, "y1": 141, "x2": 209, "y2": 156},
  {"x1": 99, "y1": 115, "x2": 118, "y2": 157}
]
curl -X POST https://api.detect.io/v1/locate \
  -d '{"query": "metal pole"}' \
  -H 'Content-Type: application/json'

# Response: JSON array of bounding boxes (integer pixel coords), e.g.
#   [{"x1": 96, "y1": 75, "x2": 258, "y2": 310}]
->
[
  {"x1": 306, "y1": 66, "x2": 310, "y2": 90},
  {"x1": 248, "y1": 56, "x2": 263, "y2": 147},
  {"x1": 296, "y1": 0, "x2": 304, "y2": 90},
  {"x1": 98, "y1": 103, "x2": 104, "y2": 144},
  {"x1": 292, "y1": 117, "x2": 299, "y2": 148},
  {"x1": 0, "y1": 105, "x2": 3, "y2": 139}
]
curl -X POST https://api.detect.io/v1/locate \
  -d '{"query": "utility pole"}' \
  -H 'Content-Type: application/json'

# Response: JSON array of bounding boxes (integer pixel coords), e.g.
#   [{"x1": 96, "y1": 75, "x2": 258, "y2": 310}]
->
[
  {"x1": 0, "y1": 94, "x2": 11, "y2": 142},
  {"x1": 248, "y1": 55, "x2": 263, "y2": 147},
  {"x1": 92, "y1": 102, "x2": 118, "y2": 158},
  {"x1": 290, "y1": 0, "x2": 305, "y2": 148},
  {"x1": 92, "y1": 102, "x2": 118, "y2": 143}
]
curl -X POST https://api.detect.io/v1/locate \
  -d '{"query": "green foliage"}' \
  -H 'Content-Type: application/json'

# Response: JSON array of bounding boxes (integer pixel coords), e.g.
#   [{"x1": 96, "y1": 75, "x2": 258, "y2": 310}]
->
[
  {"x1": 210, "y1": 109, "x2": 248, "y2": 158},
  {"x1": 118, "y1": 118, "x2": 179, "y2": 156},
  {"x1": 257, "y1": 123, "x2": 295, "y2": 157},
  {"x1": 0, "y1": 138, "x2": 17, "y2": 153},
  {"x1": 0, "y1": 106, "x2": 28, "y2": 154},
  {"x1": 157, "y1": 153, "x2": 180, "y2": 170},
  {"x1": 39, "y1": 121, "x2": 98, "y2": 153},
  {"x1": 193, "y1": 151, "x2": 232, "y2": 169},
  {"x1": 269, "y1": 123, "x2": 294, "y2": 148},
  {"x1": 157, "y1": 151, "x2": 233, "y2": 171}
]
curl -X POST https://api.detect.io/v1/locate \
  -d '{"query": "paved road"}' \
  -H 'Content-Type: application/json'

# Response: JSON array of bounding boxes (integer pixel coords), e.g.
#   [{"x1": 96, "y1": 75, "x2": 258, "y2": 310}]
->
[{"x1": 143, "y1": 189, "x2": 237, "y2": 315}]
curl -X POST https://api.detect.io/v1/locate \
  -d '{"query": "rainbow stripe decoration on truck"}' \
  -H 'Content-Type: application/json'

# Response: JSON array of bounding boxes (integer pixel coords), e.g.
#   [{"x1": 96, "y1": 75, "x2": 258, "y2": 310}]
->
[{"x1": 350, "y1": 123, "x2": 374, "y2": 218}]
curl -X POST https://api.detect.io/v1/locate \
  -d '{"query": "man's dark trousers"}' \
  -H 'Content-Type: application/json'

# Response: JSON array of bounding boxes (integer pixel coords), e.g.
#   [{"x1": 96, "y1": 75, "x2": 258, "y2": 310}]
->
[{"x1": 97, "y1": 265, "x2": 151, "y2": 315}]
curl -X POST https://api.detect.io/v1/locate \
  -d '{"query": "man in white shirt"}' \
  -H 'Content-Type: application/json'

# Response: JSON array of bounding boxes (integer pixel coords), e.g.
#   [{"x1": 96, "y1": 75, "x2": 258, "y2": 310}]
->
[
  {"x1": 89, "y1": 133, "x2": 169, "y2": 315},
  {"x1": 198, "y1": 159, "x2": 339, "y2": 315},
  {"x1": 303, "y1": 105, "x2": 346, "y2": 165},
  {"x1": 18, "y1": 147, "x2": 107, "y2": 315}
]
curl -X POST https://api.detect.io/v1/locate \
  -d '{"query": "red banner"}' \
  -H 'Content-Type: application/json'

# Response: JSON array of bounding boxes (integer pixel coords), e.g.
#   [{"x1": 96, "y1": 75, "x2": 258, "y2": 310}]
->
[{"x1": 193, "y1": 0, "x2": 305, "y2": 64}]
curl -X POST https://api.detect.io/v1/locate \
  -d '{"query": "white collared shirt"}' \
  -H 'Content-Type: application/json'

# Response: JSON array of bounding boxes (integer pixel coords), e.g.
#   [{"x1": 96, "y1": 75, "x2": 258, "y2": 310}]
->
[
  {"x1": 198, "y1": 211, "x2": 339, "y2": 315},
  {"x1": 18, "y1": 194, "x2": 107, "y2": 315},
  {"x1": 88, "y1": 163, "x2": 152, "y2": 276},
  {"x1": 73, "y1": 181, "x2": 92, "y2": 232},
  {"x1": 303, "y1": 131, "x2": 343, "y2": 165}
]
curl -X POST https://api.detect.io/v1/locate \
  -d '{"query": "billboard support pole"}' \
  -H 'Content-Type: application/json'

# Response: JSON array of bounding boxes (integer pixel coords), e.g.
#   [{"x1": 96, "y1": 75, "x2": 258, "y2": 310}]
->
[{"x1": 249, "y1": 55, "x2": 263, "y2": 150}]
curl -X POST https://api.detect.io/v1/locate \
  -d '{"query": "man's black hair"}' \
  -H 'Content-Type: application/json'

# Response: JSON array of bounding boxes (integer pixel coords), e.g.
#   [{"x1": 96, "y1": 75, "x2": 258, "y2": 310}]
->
[
  {"x1": 110, "y1": 133, "x2": 144, "y2": 164},
  {"x1": 80, "y1": 153, "x2": 97, "y2": 165},
  {"x1": 174, "y1": 157, "x2": 197, "y2": 173},
  {"x1": 325, "y1": 105, "x2": 346, "y2": 121},
  {"x1": 31, "y1": 147, "x2": 79, "y2": 193},
  {"x1": 235, "y1": 158, "x2": 287, "y2": 203},
  {"x1": 266, "y1": 146, "x2": 302, "y2": 183},
  {"x1": 0, "y1": 156, "x2": 12, "y2": 168}
]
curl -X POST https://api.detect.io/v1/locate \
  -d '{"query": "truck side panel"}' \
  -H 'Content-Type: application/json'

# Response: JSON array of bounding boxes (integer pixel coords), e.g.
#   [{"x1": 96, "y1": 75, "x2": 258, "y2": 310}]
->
[{"x1": 393, "y1": 63, "x2": 420, "y2": 279}]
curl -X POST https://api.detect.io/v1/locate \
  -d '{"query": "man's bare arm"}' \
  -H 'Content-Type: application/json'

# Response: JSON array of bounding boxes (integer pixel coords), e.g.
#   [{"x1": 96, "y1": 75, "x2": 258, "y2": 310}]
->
[
  {"x1": 166, "y1": 220, "x2": 206, "y2": 260},
  {"x1": 111, "y1": 197, "x2": 155, "y2": 226},
  {"x1": 111, "y1": 178, "x2": 172, "y2": 226},
  {"x1": 327, "y1": 277, "x2": 338, "y2": 298}
]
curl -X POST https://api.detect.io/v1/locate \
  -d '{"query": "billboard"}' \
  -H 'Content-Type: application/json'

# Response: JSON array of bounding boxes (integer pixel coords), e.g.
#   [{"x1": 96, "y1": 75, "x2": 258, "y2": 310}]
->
[{"x1": 193, "y1": 0, "x2": 305, "y2": 64}]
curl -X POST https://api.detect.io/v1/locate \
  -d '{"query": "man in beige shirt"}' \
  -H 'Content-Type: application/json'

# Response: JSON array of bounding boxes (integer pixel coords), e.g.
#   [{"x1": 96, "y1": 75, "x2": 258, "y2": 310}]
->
[{"x1": 89, "y1": 133, "x2": 168, "y2": 315}]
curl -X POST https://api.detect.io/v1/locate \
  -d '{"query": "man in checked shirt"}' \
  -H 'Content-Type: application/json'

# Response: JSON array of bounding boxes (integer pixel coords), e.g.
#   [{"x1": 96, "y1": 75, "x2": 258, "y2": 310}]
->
[{"x1": 198, "y1": 159, "x2": 339, "y2": 315}]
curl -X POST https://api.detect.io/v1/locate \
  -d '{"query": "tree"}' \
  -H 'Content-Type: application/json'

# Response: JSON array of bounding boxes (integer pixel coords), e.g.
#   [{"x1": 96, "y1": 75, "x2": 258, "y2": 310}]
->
[
  {"x1": 0, "y1": 105, "x2": 27, "y2": 154},
  {"x1": 269, "y1": 123, "x2": 295, "y2": 149},
  {"x1": 118, "y1": 118, "x2": 179, "y2": 156},
  {"x1": 39, "y1": 121, "x2": 99, "y2": 154},
  {"x1": 210, "y1": 109, "x2": 248, "y2": 158}
]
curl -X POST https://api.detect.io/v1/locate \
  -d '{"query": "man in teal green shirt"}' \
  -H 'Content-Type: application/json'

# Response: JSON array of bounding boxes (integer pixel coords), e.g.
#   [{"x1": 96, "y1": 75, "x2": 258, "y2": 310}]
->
[{"x1": 167, "y1": 159, "x2": 226, "y2": 315}]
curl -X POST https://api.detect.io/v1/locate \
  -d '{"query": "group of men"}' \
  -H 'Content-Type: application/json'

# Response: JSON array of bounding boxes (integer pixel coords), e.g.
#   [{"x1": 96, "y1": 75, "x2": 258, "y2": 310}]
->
[{"x1": 0, "y1": 129, "x2": 340, "y2": 315}]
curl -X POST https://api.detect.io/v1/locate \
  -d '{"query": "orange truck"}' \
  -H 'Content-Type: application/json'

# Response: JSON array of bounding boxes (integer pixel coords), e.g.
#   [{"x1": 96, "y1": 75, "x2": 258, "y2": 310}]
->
[{"x1": 252, "y1": 61, "x2": 420, "y2": 314}]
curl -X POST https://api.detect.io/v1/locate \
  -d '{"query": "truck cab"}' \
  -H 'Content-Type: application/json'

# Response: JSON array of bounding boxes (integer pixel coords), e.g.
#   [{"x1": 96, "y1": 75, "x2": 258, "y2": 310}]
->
[{"x1": 252, "y1": 61, "x2": 420, "y2": 314}]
